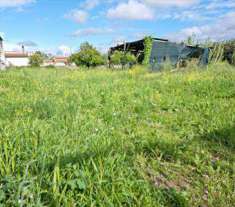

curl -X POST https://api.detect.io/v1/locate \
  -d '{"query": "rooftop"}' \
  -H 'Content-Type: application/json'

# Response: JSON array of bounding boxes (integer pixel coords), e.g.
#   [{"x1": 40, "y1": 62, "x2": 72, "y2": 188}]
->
[
  {"x1": 110, "y1": 37, "x2": 169, "y2": 53},
  {"x1": 53, "y1": 56, "x2": 68, "y2": 63},
  {"x1": 5, "y1": 51, "x2": 29, "y2": 58}
]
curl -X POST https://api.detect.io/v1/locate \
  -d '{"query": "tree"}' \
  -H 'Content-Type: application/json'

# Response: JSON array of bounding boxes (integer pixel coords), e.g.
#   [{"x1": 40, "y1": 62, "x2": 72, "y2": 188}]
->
[
  {"x1": 69, "y1": 42, "x2": 105, "y2": 68},
  {"x1": 124, "y1": 52, "x2": 136, "y2": 66},
  {"x1": 29, "y1": 52, "x2": 44, "y2": 67},
  {"x1": 185, "y1": 34, "x2": 197, "y2": 46},
  {"x1": 110, "y1": 51, "x2": 136, "y2": 69},
  {"x1": 110, "y1": 51, "x2": 122, "y2": 65}
]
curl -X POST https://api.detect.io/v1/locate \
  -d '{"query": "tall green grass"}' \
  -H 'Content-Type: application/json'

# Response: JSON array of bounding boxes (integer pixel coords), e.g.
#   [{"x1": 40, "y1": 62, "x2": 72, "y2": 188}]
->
[{"x1": 0, "y1": 64, "x2": 234, "y2": 206}]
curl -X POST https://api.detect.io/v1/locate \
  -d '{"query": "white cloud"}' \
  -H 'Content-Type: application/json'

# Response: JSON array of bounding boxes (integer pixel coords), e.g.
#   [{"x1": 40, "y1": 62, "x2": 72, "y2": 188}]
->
[
  {"x1": 172, "y1": 12, "x2": 235, "y2": 41},
  {"x1": 0, "y1": 32, "x2": 4, "y2": 39},
  {"x1": 72, "y1": 27, "x2": 113, "y2": 37},
  {"x1": 169, "y1": 10, "x2": 209, "y2": 21},
  {"x1": 151, "y1": 0, "x2": 235, "y2": 22},
  {"x1": 143, "y1": 0, "x2": 199, "y2": 7},
  {"x1": 57, "y1": 45, "x2": 71, "y2": 56},
  {"x1": 17, "y1": 40, "x2": 37, "y2": 47},
  {"x1": 3, "y1": 41, "x2": 40, "y2": 52},
  {"x1": 107, "y1": 0, "x2": 154, "y2": 20},
  {"x1": 65, "y1": 10, "x2": 88, "y2": 23},
  {"x1": 206, "y1": 0, "x2": 235, "y2": 10},
  {"x1": 0, "y1": 0, "x2": 35, "y2": 8},
  {"x1": 81, "y1": 0, "x2": 100, "y2": 10},
  {"x1": 111, "y1": 36, "x2": 127, "y2": 45}
]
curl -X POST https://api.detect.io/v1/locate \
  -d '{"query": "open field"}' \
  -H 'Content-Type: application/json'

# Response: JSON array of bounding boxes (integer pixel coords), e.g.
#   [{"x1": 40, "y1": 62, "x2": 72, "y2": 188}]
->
[{"x1": 0, "y1": 64, "x2": 234, "y2": 206}]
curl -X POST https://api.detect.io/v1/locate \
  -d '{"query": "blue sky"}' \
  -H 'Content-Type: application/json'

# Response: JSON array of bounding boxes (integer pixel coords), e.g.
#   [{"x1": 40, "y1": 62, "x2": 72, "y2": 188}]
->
[{"x1": 0, "y1": 0, "x2": 235, "y2": 55}]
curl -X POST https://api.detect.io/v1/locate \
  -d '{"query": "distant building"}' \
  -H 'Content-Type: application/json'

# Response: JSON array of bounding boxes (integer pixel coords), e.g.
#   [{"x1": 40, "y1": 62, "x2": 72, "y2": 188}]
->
[
  {"x1": 110, "y1": 37, "x2": 209, "y2": 69},
  {"x1": 42, "y1": 56, "x2": 69, "y2": 67},
  {"x1": 0, "y1": 36, "x2": 30, "y2": 67},
  {"x1": 43, "y1": 59, "x2": 55, "y2": 67},
  {"x1": 0, "y1": 36, "x2": 6, "y2": 69},
  {"x1": 5, "y1": 48, "x2": 30, "y2": 67},
  {"x1": 53, "y1": 56, "x2": 69, "y2": 67},
  {"x1": 1, "y1": 36, "x2": 70, "y2": 68}
]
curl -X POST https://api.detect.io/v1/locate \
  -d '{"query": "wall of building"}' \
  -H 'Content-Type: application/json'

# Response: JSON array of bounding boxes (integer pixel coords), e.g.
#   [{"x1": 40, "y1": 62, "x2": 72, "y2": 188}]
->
[
  {"x1": 6, "y1": 57, "x2": 30, "y2": 67},
  {"x1": 0, "y1": 40, "x2": 6, "y2": 69},
  {"x1": 54, "y1": 62, "x2": 66, "y2": 67}
]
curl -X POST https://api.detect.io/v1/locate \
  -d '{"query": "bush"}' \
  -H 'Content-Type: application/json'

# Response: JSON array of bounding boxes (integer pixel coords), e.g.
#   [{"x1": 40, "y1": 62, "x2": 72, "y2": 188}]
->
[
  {"x1": 45, "y1": 65, "x2": 55, "y2": 69},
  {"x1": 160, "y1": 57, "x2": 173, "y2": 71},
  {"x1": 110, "y1": 51, "x2": 136, "y2": 69},
  {"x1": 69, "y1": 42, "x2": 105, "y2": 68},
  {"x1": 110, "y1": 51, "x2": 122, "y2": 65},
  {"x1": 123, "y1": 52, "x2": 137, "y2": 67},
  {"x1": 29, "y1": 52, "x2": 44, "y2": 67}
]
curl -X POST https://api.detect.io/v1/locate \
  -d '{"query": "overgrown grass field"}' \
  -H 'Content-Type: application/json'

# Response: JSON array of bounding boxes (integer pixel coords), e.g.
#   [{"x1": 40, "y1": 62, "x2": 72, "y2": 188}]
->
[{"x1": 0, "y1": 64, "x2": 234, "y2": 206}]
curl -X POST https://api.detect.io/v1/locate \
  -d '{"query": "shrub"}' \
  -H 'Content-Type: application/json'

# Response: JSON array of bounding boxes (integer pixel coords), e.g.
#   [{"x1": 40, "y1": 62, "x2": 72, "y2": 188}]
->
[
  {"x1": 69, "y1": 42, "x2": 105, "y2": 68},
  {"x1": 29, "y1": 52, "x2": 44, "y2": 67},
  {"x1": 45, "y1": 65, "x2": 55, "y2": 69},
  {"x1": 110, "y1": 51, "x2": 136, "y2": 69},
  {"x1": 110, "y1": 51, "x2": 122, "y2": 65},
  {"x1": 160, "y1": 57, "x2": 173, "y2": 71},
  {"x1": 125, "y1": 52, "x2": 137, "y2": 66}
]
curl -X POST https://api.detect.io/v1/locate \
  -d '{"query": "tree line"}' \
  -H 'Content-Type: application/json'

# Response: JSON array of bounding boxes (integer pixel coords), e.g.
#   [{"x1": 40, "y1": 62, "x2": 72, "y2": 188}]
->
[
  {"x1": 29, "y1": 38, "x2": 235, "y2": 68},
  {"x1": 29, "y1": 42, "x2": 137, "y2": 68}
]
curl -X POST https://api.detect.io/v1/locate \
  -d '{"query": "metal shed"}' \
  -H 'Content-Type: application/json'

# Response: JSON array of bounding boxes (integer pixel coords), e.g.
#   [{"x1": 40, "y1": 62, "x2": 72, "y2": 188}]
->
[
  {"x1": 110, "y1": 37, "x2": 209, "y2": 70},
  {"x1": 150, "y1": 40, "x2": 209, "y2": 70}
]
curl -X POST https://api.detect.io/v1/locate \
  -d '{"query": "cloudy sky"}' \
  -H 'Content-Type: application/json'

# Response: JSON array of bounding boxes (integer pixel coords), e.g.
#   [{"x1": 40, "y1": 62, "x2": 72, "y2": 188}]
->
[{"x1": 0, "y1": 0, "x2": 235, "y2": 55}]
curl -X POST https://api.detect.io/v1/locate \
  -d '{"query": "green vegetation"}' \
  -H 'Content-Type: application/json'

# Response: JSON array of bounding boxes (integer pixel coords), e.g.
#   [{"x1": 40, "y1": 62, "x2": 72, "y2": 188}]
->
[
  {"x1": 143, "y1": 36, "x2": 153, "y2": 65},
  {"x1": 232, "y1": 50, "x2": 235, "y2": 65},
  {"x1": 69, "y1": 42, "x2": 105, "y2": 68},
  {"x1": 209, "y1": 43, "x2": 224, "y2": 64},
  {"x1": 120, "y1": 52, "x2": 136, "y2": 68},
  {"x1": 29, "y1": 52, "x2": 44, "y2": 67},
  {"x1": 0, "y1": 63, "x2": 234, "y2": 206},
  {"x1": 110, "y1": 51, "x2": 136, "y2": 68},
  {"x1": 110, "y1": 50, "x2": 122, "y2": 65}
]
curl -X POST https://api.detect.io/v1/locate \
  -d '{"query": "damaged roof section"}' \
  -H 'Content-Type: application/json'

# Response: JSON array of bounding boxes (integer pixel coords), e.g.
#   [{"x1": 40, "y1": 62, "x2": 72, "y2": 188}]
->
[
  {"x1": 150, "y1": 40, "x2": 209, "y2": 69},
  {"x1": 110, "y1": 38, "x2": 169, "y2": 63},
  {"x1": 110, "y1": 37, "x2": 209, "y2": 69}
]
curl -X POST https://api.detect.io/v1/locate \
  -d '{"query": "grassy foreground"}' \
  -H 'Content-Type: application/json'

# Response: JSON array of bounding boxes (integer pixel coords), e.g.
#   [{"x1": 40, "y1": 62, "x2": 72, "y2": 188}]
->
[{"x1": 0, "y1": 64, "x2": 234, "y2": 206}]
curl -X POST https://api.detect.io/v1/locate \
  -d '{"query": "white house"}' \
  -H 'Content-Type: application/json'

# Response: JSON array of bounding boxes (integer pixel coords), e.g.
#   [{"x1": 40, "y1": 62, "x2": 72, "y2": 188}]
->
[
  {"x1": 5, "y1": 50, "x2": 30, "y2": 67},
  {"x1": 53, "y1": 56, "x2": 69, "y2": 67},
  {"x1": 1, "y1": 36, "x2": 70, "y2": 68},
  {"x1": 0, "y1": 36, "x2": 30, "y2": 68},
  {"x1": 0, "y1": 36, "x2": 6, "y2": 70}
]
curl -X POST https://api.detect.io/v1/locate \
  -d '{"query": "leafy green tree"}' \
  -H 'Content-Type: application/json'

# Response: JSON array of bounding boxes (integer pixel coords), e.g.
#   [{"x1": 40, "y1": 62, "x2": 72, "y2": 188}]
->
[
  {"x1": 29, "y1": 52, "x2": 44, "y2": 67},
  {"x1": 69, "y1": 42, "x2": 105, "y2": 68},
  {"x1": 110, "y1": 51, "x2": 122, "y2": 65},
  {"x1": 125, "y1": 52, "x2": 137, "y2": 66},
  {"x1": 120, "y1": 52, "x2": 136, "y2": 68},
  {"x1": 185, "y1": 34, "x2": 197, "y2": 45},
  {"x1": 110, "y1": 51, "x2": 136, "y2": 68}
]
